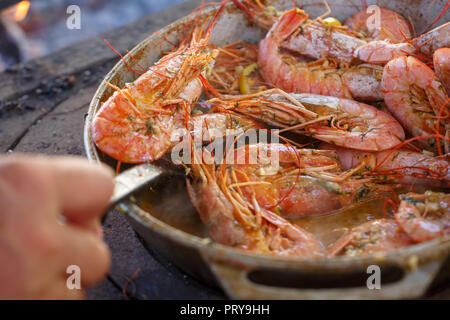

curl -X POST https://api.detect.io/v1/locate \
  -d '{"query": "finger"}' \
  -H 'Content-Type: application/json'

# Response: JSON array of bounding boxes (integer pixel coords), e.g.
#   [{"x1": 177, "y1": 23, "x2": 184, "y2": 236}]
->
[
  {"x1": 0, "y1": 156, "x2": 59, "y2": 221},
  {"x1": 5, "y1": 219, "x2": 108, "y2": 298},
  {"x1": 58, "y1": 224, "x2": 111, "y2": 287},
  {"x1": 1, "y1": 155, "x2": 114, "y2": 225},
  {"x1": 45, "y1": 156, "x2": 114, "y2": 224},
  {"x1": 0, "y1": 155, "x2": 114, "y2": 223},
  {"x1": 80, "y1": 218, "x2": 104, "y2": 239}
]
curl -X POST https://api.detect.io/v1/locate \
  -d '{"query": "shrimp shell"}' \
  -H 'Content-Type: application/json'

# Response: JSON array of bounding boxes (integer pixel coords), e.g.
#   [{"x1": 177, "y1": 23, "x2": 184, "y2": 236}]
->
[
  {"x1": 381, "y1": 56, "x2": 449, "y2": 152},
  {"x1": 187, "y1": 146, "x2": 326, "y2": 257},
  {"x1": 344, "y1": 7, "x2": 412, "y2": 42},
  {"x1": 434, "y1": 48, "x2": 450, "y2": 95},
  {"x1": 321, "y1": 143, "x2": 450, "y2": 189},
  {"x1": 217, "y1": 92, "x2": 405, "y2": 152},
  {"x1": 329, "y1": 219, "x2": 413, "y2": 257},
  {"x1": 258, "y1": 9, "x2": 383, "y2": 101},
  {"x1": 395, "y1": 192, "x2": 450, "y2": 243}
]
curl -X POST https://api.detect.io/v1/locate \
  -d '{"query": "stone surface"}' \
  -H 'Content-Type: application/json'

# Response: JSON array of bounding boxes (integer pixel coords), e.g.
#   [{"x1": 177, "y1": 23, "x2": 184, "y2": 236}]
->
[{"x1": 102, "y1": 210, "x2": 223, "y2": 300}]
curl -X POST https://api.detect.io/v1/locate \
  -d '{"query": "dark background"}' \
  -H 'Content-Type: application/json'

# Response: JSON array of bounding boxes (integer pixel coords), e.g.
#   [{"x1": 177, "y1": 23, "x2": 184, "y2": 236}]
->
[{"x1": 0, "y1": 0, "x2": 187, "y2": 70}]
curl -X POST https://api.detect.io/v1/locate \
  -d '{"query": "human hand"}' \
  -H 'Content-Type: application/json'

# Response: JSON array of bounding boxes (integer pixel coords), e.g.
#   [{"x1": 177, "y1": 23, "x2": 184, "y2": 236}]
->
[{"x1": 0, "y1": 155, "x2": 114, "y2": 299}]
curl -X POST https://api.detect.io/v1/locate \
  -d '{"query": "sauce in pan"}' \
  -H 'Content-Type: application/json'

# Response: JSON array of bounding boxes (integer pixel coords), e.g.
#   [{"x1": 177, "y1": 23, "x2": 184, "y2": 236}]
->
[
  {"x1": 137, "y1": 175, "x2": 439, "y2": 250},
  {"x1": 138, "y1": 176, "x2": 209, "y2": 238}
]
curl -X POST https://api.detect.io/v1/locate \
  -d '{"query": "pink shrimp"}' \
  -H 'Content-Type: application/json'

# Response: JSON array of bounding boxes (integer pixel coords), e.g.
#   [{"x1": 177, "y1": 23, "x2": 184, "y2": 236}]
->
[
  {"x1": 189, "y1": 112, "x2": 257, "y2": 143},
  {"x1": 381, "y1": 56, "x2": 449, "y2": 152},
  {"x1": 344, "y1": 8, "x2": 450, "y2": 65},
  {"x1": 321, "y1": 143, "x2": 450, "y2": 189},
  {"x1": 234, "y1": 1, "x2": 410, "y2": 65},
  {"x1": 91, "y1": 5, "x2": 225, "y2": 163},
  {"x1": 353, "y1": 41, "x2": 415, "y2": 65},
  {"x1": 395, "y1": 191, "x2": 450, "y2": 243},
  {"x1": 234, "y1": 1, "x2": 448, "y2": 65},
  {"x1": 225, "y1": 143, "x2": 384, "y2": 219},
  {"x1": 354, "y1": 23, "x2": 450, "y2": 65},
  {"x1": 210, "y1": 90, "x2": 405, "y2": 151},
  {"x1": 434, "y1": 48, "x2": 450, "y2": 95},
  {"x1": 258, "y1": 9, "x2": 384, "y2": 101},
  {"x1": 344, "y1": 7, "x2": 415, "y2": 64},
  {"x1": 234, "y1": 0, "x2": 368, "y2": 64},
  {"x1": 329, "y1": 219, "x2": 413, "y2": 257},
  {"x1": 344, "y1": 7, "x2": 412, "y2": 42},
  {"x1": 186, "y1": 145, "x2": 326, "y2": 257},
  {"x1": 280, "y1": 16, "x2": 367, "y2": 65}
]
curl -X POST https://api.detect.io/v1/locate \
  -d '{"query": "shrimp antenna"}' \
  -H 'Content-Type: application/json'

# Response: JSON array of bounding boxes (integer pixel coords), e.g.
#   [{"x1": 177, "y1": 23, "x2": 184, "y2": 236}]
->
[
  {"x1": 104, "y1": 39, "x2": 144, "y2": 75},
  {"x1": 425, "y1": 0, "x2": 449, "y2": 31}
]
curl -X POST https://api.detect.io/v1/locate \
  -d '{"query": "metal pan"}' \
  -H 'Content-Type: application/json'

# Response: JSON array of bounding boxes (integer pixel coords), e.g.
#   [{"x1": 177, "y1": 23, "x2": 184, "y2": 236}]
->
[{"x1": 84, "y1": 0, "x2": 450, "y2": 299}]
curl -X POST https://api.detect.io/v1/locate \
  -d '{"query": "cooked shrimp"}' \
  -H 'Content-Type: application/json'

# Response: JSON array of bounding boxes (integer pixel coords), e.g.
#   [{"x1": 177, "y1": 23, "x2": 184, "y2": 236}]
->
[
  {"x1": 234, "y1": 0, "x2": 367, "y2": 64},
  {"x1": 223, "y1": 143, "x2": 383, "y2": 219},
  {"x1": 235, "y1": 1, "x2": 447, "y2": 66},
  {"x1": 281, "y1": 15, "x2": 367, "y2": 65},
  {"x1": 412, "y1": 22, "x2": 450, "y2": 57},
  {"x1": 343, "y1": 7, "x2": 415, "y2": 64},
  {"x1": 189, "y1": 112, "x2": 257, "y2": 143},
  {"x1": 235, "y1": 0, "x2": 407, "y2": 65},
  {"x1": 91, "y1": 6, "x2": 224, "y2": 163},
  {"x1": 434, "y1": 48, "x2": 450, "y2": 95},
  {"x1": 210, "y1": 90, "x2": 405, "y2": 151},
  {"x1": 395, "y1": 191, "x2": 450, "y2": 243},
  {"x1": 353, "y1": 41, "x2": 415, "y2": 65},
  {"x1": 329, "y1": 219, "x2": 413, "y2": 256},
  {"x1": 186, "y1": 146, "x2": 326, "y2": 257},
  {"x1": 354, "y1": 23, "x2": 450, "y2": 64},
  {"x1": 321, "y1": 143, "x2": 450, "y2": 188},
  {"x1": 344, "y1": 7, "x2": 412, "y2": 42},
  {"x1": 381, "y1": 56, "x2": 449, "y2": 152},
  {"x1": 258, "y1": 9, "x2": 384, "y2": 101}
]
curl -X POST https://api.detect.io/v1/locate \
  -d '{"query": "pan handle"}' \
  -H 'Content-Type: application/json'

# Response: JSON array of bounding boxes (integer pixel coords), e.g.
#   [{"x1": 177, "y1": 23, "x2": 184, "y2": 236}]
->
[{"x1": 204, "y1": 256, "x2": 444, "y2": 299}]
